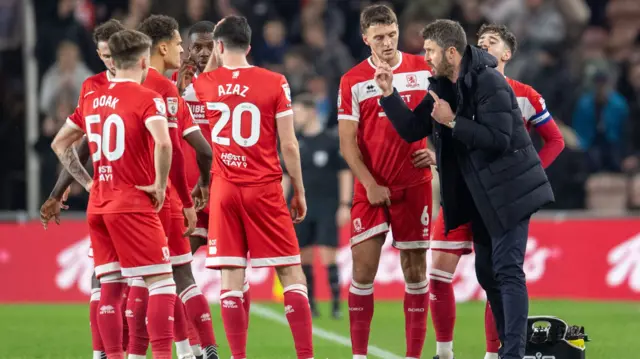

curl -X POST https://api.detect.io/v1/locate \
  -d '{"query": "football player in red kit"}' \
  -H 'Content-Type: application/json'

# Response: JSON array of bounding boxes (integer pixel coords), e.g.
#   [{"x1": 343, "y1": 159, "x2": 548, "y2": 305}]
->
[
  {"x1": 426, "y1": 24, "x2": 565, "y2": 359},
  {"x1": 337, "y1": 5, "x2": 434, "y2": 359},
  {"x1": 51, "y1": 29, "x2": 176, "y2": 359},
  {"x1": 133, "y1": 15, "x2": 217, "y2": 359},
  {"x1": 40, "y1": 19, "x2": 128, "y2": 359},
  {"x1": 195, "y1": 16, "x2": 314, "y2": 359}
]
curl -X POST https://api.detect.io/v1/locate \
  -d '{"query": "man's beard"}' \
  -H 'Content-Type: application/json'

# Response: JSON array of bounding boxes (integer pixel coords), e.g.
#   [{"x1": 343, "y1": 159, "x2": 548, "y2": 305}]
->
[{"x1": 437, "y1": 54, "x2": 455, "y2": 78}]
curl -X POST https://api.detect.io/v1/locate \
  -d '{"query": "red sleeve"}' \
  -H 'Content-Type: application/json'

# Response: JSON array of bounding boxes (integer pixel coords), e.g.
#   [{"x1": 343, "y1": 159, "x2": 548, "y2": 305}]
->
[
  {"x1": 166, "y1": 93, "x2": 193, "y2": 208},
  {"x1": 179, "y1": 97, "x2": 200, "y2": 138},
  {"x1": 66, "y1": 83, "x2": 88, "y2": 131},
  {"x1": 534, "y1": 119, "x2": 565, "y2": 168},
  {"x1": 337, "y1": 75, "x2": 358, "y2": 121},
  {"x1": 275, "y1": 75, "x2": 293, "y2": 119}
]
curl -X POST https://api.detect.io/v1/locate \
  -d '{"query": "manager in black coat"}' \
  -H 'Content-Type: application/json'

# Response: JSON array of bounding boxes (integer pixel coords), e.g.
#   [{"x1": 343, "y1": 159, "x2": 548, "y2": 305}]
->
[{"x1": 376, "y1": 20, "x2": 554, "y2": 359}]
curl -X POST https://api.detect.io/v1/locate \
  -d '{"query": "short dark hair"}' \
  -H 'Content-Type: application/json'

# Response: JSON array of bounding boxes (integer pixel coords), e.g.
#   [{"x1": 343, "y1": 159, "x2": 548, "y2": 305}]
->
[
  {"x1": 213, "y1": 16, "x2": 252, "y2": 50},
  {"x1": 477, "y1": 24, "x2": 518, "y2": 55},
  {"x1": 188, "y1": 21, "x2": 215, "y2": 37},
  {"x1": 421, "y1": 19, "x2": 467, "y2": 54},
  {"x1": 360, "y1": 4, "x2": 397, "y2": 33},
  {"x1": 137, "y1": 15, "x2": 179, "y2": 48},
  {"x1": 293, "y1": 93, "x2": 315, "y2": 109},
  {"x1": 108, "y1": 30, "x2": 152, "y2": 70},
  {"x1": 93, "y1": 19, "x2": 126, "y2": 44}
]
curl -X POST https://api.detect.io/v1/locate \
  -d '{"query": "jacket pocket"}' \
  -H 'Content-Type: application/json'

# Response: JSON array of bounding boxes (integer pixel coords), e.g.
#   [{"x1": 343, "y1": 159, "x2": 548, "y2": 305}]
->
[{"x1": 488, "y1": 149, "x2": 526, "y2": 174}]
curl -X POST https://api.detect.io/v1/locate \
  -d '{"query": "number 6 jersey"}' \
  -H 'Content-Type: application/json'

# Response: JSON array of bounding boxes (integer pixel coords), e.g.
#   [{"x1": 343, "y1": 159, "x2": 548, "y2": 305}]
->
[
  {"x1": 194, "y1": 66, "x2": 293, "y2": 186},
  {"x1": 66, "y1": 78, "x2": 167, "y2": 214}
]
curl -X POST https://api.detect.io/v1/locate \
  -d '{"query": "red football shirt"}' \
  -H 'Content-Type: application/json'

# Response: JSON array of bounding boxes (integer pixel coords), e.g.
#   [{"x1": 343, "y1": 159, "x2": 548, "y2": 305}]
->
[
  {"x1": 66, "y1": 79, "x2": 167, "y2": 214},
  {"x1": 171, "y1": 71, "x2": 211, "y2": 188},
  {"x1": 68, "y1": 71, "x2": 111, "y2": 125},
  {"x1": 194, "y1": 65, "x2": 292, "y2": 186},
  {"x1": 143, "y1": 67, "x2": 193, "y2": 209},
  {"x1": 338, "y1": 52, "x2": 433, "y2": 192},
  {"x1": 506, "y1": 77, "x2": 552, "y2": 130}
]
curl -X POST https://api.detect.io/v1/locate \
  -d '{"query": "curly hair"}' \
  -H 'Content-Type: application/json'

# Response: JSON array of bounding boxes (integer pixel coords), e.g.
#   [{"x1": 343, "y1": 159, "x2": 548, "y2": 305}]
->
[
  {"x1": 477, "y1": 24, "x2": 518, "y2": 55},
  {"x1": 92, "y1": 19, "x2": 125, "y2": 44},
  {"x1": 137, "y1": 15, "x2": 179, "y2": 48}
]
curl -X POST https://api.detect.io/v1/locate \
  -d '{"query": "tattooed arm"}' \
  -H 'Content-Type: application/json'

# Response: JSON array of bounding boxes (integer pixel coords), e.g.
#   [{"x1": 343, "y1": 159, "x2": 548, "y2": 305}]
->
[
  {"x1": 51, "y1": 122, "x2": 93, "y2": 192},
  {"x1": 49, "y1": 136, "x2": 92, "y2": 200}
]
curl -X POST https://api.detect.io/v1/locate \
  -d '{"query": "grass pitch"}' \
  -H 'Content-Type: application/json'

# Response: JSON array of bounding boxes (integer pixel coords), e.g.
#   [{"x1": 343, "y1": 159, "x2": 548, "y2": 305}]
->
[{"x1": 0, "y1": 300, "x2": 638, "y2": 358}]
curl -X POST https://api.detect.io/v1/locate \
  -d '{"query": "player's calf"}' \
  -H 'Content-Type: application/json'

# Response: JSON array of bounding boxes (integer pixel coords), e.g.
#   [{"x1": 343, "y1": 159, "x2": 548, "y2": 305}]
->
[
  {"x1": 144, "y1": 273, "x2": 177, "y2": 359},
  {"x1": 125, "y1": 278, "x2": 149, "y2": 358},
  {"x1": 89, "y1": 272, "x2": 106, "y2": 359},
  {"x1": 275, "y1": 265, "x2": 314, "y2": 359},
  {"x1": 220, "y1": 268, "x2": 248, "y2": 359},
  {"x1": 97, "y1": 272, "x2": 128, "y2": 359},
  {"x1": 400, "y1": 249, "x2": 429, "y2": 359},
  {"x1": 174, "y1": 263, "x2": 218, "y2": 359},
  {"x1": 429, "y1": 250, "x2": 461, "y2": 359},
  {"x1": 349, "y1": 237, "x2": 384, "y2": 358}
]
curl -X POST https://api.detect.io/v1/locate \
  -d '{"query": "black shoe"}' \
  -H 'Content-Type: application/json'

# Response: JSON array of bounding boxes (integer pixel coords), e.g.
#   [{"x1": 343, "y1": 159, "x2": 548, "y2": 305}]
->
[
  {"x1": 204, "y1": 345, "x2": 219, "y2": 359},
  {"x1": 331, "y1": 301, "x2": 342, "y2": 319},
  {"x1": 99, "y1": 353, "x2": 107, "y2": 359},
  {"x1": 195, "y1": 356, "x2": 203, "y2": 359},
  {"x1": 311, "y1": 306, "x2": 321, "y2": 318},
  {"x1": 432, "y1": 356, "x2": 455, "y2": 359}
]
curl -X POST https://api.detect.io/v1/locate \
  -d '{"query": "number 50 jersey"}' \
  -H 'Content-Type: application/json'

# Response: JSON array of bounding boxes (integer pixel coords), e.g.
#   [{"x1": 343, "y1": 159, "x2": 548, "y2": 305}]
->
[
  {"x1": 66, "y1": 78, "x2": 167, "y2": 214},
  {"x1": 194, "y1": 66, "x2": 293, "y2": 186}
]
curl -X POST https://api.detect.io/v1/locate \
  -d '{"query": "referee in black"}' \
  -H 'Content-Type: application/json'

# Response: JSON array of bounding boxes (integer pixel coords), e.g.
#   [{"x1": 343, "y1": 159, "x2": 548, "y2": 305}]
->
[{"x1": 283, "y1": 93, "x2": 353, "y2": 319}]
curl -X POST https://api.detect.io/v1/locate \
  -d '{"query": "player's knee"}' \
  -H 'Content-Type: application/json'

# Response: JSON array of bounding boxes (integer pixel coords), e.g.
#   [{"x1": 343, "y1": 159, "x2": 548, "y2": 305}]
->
[
  {"x1": 400, "y1": 249, "x2": 427, "y2": 283},
  {"x1": 352, "y1": 260, "x2": 377, "y2": 284},
  {"x1": 91, "y1": 271, "x2": 101, "y2": 289},
  {"x1": 431, "y1": 250, "x2": 461, "y2": 274},
  {"x1": 300, "y1": 246, "x2": 314, "y2": 264},
  {"x1": 220, "y1": 267, "x2": 246, "y2": 291},
  {"x1": 144, "y1": 272, "x2": 173, "y2": 287},
  {"x1": 172, "y1": 264, "x2": 196, "y2": 293},
  {"x1": 276, "y1": 265, "x2": 307, "y2": 288}
]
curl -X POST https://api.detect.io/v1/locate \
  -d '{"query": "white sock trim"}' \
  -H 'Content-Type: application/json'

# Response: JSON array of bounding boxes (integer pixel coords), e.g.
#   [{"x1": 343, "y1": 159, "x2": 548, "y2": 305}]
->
[
  {"x1": 191, "y1": 345, "x2": 203, "y2": 356},
  {"x1": 405, "y1": 279, "x2": 429, "y2": 294},
  {"x1": 90, "y1": 289, "x2": 101, "y2": 302},
  {"x1": 99, "y1": 272, "x2": 125, "y2": 284},
  {"x1": 148, "y1": 278, "x2": 176, "y2": 296},
  {"x1": 283, "y1": 284, "x2": 308, "y2": 299},
  {"x1": 128, "y1": 355, "x2": 146, "y2": 359},
  {"x1": 436, "y1": 341, "x2": 454, "y2": 357},
  {"x1": 175, "y1": 339, "x2": 193, "y2": 357},
  {"x1": 180, "y1": 284, "x2": 201, "y2": 303},
  {"x1": 484, "y1": 353, "x2": 499, "y2": 359},
  {"x1": 92, "y1": 351, "x2": 103, "y2": 359},
  {"x1": 242, "y1": 280, "x2": 250, "y2": 292},
  {"x1": 430, "y1": 269, "x2": 454, "y2": 283},
  {"x1": 220, "y1": 290, "x2": 243, "y2": 300},
  {"x1": 350, "y1": 281, "x2": 374, "y2": 295}
]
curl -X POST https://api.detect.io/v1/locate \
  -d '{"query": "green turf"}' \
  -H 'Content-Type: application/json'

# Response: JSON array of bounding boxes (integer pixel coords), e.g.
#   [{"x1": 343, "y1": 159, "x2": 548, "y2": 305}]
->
[{"x1": 0, "y1": 300, "x2": 638, "y2": 358}]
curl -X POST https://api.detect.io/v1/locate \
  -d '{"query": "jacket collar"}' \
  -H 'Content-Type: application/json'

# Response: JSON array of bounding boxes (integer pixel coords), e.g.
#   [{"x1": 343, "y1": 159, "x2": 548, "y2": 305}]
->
[{"x1": 459, "y1": 45, "x2": 498, "y2": 87}]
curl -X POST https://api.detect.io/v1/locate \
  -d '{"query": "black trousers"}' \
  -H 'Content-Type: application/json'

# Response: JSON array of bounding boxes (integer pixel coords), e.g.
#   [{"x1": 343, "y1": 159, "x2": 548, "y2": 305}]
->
[{"x1": 472, "y1": 212, "x2": 530, "y2": 359}]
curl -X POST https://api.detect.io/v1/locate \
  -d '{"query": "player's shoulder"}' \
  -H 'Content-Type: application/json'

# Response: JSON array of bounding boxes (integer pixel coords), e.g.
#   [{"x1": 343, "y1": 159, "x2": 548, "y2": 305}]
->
[
  {"x1": 82, "y1": 71, "x2": 109, "y2": 92},
  {"x1": 246, "y1": 66, "x2": 286, "y2": 85},
  {"x1": 341, "y1": 59, "x2": 375, "y2": 84},
  {"x1": 398, "y1": 52, "x2": 432, "y2": 72},
  {"x1": 507, "y1": 77, "x2": 542, "y2": 99}
]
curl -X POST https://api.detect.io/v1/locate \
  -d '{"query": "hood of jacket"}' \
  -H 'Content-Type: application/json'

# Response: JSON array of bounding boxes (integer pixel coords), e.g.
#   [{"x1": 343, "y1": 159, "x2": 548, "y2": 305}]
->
[{"x1": 458, "y1": 45, "x2": 498, "y2": 85}]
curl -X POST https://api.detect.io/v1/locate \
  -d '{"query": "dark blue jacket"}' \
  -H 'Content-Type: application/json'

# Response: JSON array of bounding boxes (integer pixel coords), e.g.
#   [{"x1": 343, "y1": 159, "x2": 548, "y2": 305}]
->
[{"x1": 380, "y1": 45, "x2": 554, "y2": 237}]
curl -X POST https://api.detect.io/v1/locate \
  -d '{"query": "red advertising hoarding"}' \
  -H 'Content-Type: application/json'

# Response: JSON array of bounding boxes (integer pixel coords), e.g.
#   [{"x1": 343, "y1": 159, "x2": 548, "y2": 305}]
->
[{"x1": 0, "y1": 219, "x2": 638, "y2": 303}]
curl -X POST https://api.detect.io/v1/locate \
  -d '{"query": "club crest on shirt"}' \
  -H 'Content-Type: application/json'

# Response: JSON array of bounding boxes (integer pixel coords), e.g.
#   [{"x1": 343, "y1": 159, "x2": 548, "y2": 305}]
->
[
  {"x1": 406, "y1": 74, "x2": 418, "y2": 88},
  {"x1": 282, "y1": 84, "x2": 291, "y2": 102},
  {"x1": 153, "y1": 98, "x2": 166, "y2": 115},
  {"x1": 167, "y1": 97, "x2": 179, "y2": 116}
]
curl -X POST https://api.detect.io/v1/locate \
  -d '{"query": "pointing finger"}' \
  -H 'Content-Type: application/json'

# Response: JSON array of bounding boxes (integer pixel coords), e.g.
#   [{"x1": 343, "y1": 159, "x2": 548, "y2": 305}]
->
[{"x1": 428, "y1": 90, "x2": 440, "y2": 102}]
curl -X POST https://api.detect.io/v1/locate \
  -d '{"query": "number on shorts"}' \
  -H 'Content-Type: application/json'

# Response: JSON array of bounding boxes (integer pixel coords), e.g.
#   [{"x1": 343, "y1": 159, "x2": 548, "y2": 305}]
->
[
  {"x1": 207, "y1": 102, "x2": 261, "y2": 147},
  {"x1": 85, "y1": 114, "x2": 126, "y2": 162},
  {"x1": 421, "y1": 205, "x2": 430, "y2": 226}
]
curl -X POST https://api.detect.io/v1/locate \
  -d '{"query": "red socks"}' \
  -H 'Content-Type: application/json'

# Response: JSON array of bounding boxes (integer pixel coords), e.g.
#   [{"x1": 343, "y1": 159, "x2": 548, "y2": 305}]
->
[
  {"x1": 121, "y1": 285, "x2": 129, "y2": 352},
  {"x1": 125, "y1": 278, "x2": 149, "y2": 357},
  {"x1": 485, "y1": 301, "x2": 501, "y2": 353},
  {"x1": 180, "y1": 284, "x2": 217, "y2": 348},
  {"x1": 97, "y1": 279, "x2": 127, "y2": 358},
  {"x1": 146, "y1": 277, "x2": 177, "y2": 359},
  {"x1": 220, "y1": 290, "x2": 247, "y2": 359},
  {"x1": 348, "y1": 281, "x2": 374, "y2": 356},
  {"x1": 243, "y1": 280, "x2": 251, "y2": 328},
  {"x1": 89, "y1": 289, "x2": 105, "y2": 355},
  {"x1": 283, "y1": 284, "x2": 314, "y2": 359},
  {"x1": 404, "y1": 280, "x2": 429, "y2": 359},
  {"x1": 429, "y1": 269, "x2": 456, "y2": 343}
]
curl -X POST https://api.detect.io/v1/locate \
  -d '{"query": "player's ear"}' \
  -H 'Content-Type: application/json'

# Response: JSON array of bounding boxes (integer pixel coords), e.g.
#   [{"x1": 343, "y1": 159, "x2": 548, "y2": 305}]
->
[
  {"x1": 245, "y1": 45, "x2": 251, "y2": 56},
  {"x1": 503, "y1": 49, "x2": 512, "y2": 62},
  {"x1": 158, "y1": 42, "x2": 168, "y2": 57},
  {"x1": 362, "y1": 33, "x2": 369, "y2": 47}
]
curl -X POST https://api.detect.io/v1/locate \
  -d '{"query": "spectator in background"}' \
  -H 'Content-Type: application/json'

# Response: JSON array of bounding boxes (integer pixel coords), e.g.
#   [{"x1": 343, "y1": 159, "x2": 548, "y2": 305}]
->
[
  {"x1": 177, "y1": 0, "x2": 219, "y2": 36},
  {"x1": 283, "y1": 47, "x2": 314, "y2": 97},
  {"x1": 621, "y1": 61, "x2": 640, "y2": 174},
  {"x1": 306, "y1": 74, "x2": 331, "y2": 128},
  {"x1": 36, "y1": 0, "x2": 99, "y2": 74},
  {"x1": 291, "y1": 0, "x2": 346, "y2": 44},
  {"x1": 39, "y1": 40, "x2": 92, "y2": 117},
  {"x1": 399, "y1": 19, "x2": 428, "y2": 55},
  {"x1": 573, "y1": 71, "x2": 629, "y2": 173},
  {"x1": 253, "y1": 18, "x2": 288, "y2": 67},
  {"x1": 122, "y1": 0, "x2": 151, "y2": 29}
]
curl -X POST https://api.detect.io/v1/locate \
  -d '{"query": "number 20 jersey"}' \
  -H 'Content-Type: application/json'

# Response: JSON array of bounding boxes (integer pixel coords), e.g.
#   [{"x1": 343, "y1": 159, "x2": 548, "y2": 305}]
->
[
  {"x1": 66, "y1": 79, "x2": 167, "y2": 214},
  {"x1": 194, "y1": 66, "x2": 292, "y2": 186}
]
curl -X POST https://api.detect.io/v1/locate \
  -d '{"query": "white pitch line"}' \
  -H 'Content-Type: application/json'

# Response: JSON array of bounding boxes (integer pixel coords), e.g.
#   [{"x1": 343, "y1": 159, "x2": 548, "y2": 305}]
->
[{"x1": 250, "y1": 304, "x2": 403, "y2": 359}]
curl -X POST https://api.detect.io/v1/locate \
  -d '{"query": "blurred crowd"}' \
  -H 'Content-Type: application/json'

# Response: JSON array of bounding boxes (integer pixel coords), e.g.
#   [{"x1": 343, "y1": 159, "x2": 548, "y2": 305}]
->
[{"x1": 0, "y1": 0, "x2": 639, "y2": 213}]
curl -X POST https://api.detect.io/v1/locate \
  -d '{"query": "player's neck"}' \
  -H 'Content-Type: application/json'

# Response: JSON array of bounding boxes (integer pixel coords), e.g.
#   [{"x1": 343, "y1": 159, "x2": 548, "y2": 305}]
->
[
  {"x1": 150, "y1": 55, "x2": 166, "y2": 74},
  {"x1": 221, "y1": 53, "x2": 250, "y2": 69},
  {"x1": 302, "y1": 120, "x2": 322, "y2": 136},
  {"x1": 114, "y1": 69, "x2": 143, "y2": 84},
  {"x1": 496, "y1": 62, "x2": 506, "y2": 76}
]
